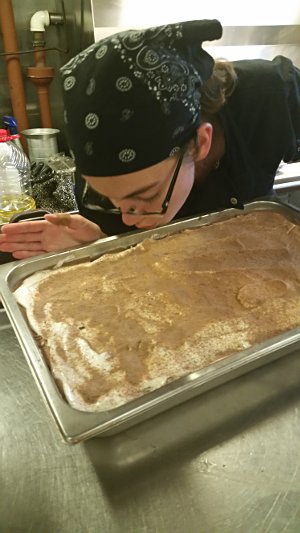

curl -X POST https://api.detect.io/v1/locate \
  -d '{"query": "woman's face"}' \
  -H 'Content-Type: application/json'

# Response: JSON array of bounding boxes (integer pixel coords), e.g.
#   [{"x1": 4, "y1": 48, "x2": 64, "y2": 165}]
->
[{"x1": 83, "y1": 150, "x2": 196, "y2": 230}]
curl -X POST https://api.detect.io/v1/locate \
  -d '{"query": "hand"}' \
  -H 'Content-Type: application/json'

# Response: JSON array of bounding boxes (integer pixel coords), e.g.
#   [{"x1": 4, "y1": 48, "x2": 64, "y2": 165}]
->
[{"x1": 0, "y1": 213, "x2": 104, "y2": 259}]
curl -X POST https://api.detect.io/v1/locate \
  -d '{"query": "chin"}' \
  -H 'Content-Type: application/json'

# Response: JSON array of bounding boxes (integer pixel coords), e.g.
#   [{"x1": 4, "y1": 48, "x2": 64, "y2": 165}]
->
[
  {"x1": 134, "y1": 213, "x2": 174, "y2": 231},
  {"x1": 135, "y1": 223, "x2": 157, "y2": 230}
]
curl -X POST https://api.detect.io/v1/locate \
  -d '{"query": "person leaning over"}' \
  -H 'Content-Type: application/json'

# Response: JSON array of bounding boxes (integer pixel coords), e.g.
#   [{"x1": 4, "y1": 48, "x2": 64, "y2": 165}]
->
[{"x1": 0, "y1": 19, "x2": 300, "y2": 259}]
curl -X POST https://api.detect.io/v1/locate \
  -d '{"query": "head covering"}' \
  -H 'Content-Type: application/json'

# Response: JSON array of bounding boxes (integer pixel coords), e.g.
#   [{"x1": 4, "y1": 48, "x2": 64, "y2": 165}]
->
[{"x1": 60, "y1": 19, "x2": 222, "y2": 176}]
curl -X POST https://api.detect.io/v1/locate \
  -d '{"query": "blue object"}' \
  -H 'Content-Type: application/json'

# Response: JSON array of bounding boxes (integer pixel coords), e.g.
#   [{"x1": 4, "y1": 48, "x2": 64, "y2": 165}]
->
[{"x1": 2, "y1": 115, "x2": 18, "y2": 135}]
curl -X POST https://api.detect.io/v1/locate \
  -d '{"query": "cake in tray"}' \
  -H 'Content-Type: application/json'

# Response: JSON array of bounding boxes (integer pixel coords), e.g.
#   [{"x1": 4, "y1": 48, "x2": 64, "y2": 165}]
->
[{"x1": 14, "y1": 210, "x2": 300, "y2": 412}]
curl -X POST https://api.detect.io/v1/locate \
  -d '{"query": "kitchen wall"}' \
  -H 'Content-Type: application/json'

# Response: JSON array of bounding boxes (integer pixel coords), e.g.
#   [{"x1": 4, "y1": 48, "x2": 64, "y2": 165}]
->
[
  {"x1": 0, "y1": 0, "x2": 95, "y2": 152},
  {"x1": 1, "y1": 1, "x2": 300, "y2": 154},
  {"x1": 92, "y1": 0, "x2": 300, "y2": 66}
]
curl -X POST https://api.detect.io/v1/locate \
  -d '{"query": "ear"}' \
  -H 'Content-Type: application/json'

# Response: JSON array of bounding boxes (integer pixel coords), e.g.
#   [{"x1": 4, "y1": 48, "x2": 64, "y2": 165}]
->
[{"x1": 194, "y1": 123, "x2": 213, "y2": 161}]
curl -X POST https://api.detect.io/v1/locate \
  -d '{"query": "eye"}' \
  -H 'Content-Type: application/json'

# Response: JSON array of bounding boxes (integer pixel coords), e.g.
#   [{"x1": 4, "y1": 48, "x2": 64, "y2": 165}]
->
[
  {"x1": 137, "y1": 190, "x2": 161, "y2": 202},
  {"x1": 134, "y1": 181, "x2": 165, "y2": 202}
]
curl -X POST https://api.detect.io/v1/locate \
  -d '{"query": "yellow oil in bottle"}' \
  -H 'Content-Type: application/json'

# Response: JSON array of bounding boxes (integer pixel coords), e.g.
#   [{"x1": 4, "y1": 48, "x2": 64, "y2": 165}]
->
[{"x1": 0, "y1": 194, "x2": 36, "y2": 223}]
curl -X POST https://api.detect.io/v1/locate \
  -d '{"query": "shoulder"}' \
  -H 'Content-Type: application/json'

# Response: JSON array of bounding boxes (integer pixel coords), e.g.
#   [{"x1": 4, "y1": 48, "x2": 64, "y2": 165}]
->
[{"x1": 232, "y1": 56, "x2": 299, "y2": 94}]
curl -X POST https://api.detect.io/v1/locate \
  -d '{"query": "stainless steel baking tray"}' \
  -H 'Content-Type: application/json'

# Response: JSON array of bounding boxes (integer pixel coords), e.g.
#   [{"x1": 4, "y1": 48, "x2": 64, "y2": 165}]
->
[{"x1": 1, "y1": 198, "x2": 300, "y2": 444}]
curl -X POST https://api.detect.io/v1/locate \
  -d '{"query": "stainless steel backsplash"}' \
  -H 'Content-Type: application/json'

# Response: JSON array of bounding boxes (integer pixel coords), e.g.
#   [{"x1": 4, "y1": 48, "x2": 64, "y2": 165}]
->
[{"x1": 1, "y1": 0, "x2": 299, "y2": 153}]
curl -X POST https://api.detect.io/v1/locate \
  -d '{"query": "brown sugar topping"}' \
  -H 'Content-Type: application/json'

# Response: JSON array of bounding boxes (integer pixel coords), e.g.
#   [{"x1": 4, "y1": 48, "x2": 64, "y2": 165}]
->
[{"x1": 20, "y1": 210, "x2": 300, "y2": 411}]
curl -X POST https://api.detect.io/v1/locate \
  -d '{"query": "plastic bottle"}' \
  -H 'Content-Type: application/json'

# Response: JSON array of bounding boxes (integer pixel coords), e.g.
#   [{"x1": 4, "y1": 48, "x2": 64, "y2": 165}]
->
[
  {"x1": 2, "y1": 115, "x2": 24, "y2": 152},
  {"x1": 0, "y1": 129, "x2": 35, "y2": 222}
]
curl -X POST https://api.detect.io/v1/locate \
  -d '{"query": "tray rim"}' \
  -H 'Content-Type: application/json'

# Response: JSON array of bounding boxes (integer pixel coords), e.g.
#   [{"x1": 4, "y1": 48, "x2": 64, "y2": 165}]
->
[{"x1": 1, "y1": 197, "x2": 300, "y2": 443}]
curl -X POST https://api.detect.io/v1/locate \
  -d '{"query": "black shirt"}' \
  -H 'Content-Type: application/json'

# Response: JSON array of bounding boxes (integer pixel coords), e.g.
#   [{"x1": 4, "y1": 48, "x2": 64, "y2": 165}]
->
[{"x1": 75, "y1": 55, "x2": 300, "y2": 236}]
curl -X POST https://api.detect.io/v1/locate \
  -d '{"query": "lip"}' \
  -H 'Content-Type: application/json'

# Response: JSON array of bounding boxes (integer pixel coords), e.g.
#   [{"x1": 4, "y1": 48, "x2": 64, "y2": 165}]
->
[{"x1": 135, "y1": 223, "x2": 157, "y2": 230}]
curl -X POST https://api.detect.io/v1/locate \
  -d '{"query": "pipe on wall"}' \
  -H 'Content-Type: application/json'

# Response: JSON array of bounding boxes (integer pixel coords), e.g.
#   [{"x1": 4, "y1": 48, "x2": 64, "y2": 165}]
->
[
  {"x1": 27, "y1": 32, "x2": 55, "y2": 128},
  {"x1": 0, "y1": 0, "x2": 29, "y2": 139},
  {"x1": 27, "y1": 11, "x2": 63, "y2": 129}
]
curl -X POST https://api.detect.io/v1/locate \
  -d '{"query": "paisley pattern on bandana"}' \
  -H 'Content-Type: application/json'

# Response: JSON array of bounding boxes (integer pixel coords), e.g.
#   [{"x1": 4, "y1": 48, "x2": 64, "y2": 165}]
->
[
  {"x1": 119, "y1": 148, "x2": 136, "y2": 163},
  {"x1": 85, "y1": 113, "x2": 99, "y2": 130},
  {"x1": 95, "y1": 44, "x2": 108, "y2": 60},
  {"x1": 60, "y1": 19, "x2": 222, "y2": 176},
  {"x1": 116, "y1": 77, "x2": 133, "y2": 92},
  {"x1": 64, "y1": 76, "x2": 76, "y2": 91},
  {"x1": 113, "y1": 26, "x2": 201, "y2": 116},
  {"x1": 86, "y1": 78, "x2": 96, "y2": 95},
  {"x1": 60, "y1": 42, "x2": 99, "y2": 76},
  {"x1": 120, "y1": 108, "x2": 134, "y2": 121},
  {"x1": 85, "y1": 141, "x2": 94, "y2": 156}
]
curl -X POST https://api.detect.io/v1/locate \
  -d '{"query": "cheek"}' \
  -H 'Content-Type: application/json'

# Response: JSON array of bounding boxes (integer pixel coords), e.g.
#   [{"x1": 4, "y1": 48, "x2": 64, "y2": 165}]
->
[{"x1": 168, "y1": 164, "x2": 195, "y2": 216}]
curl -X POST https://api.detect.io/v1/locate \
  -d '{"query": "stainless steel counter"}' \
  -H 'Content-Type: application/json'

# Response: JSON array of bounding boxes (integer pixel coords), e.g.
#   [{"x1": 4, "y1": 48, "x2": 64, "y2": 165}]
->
[
  {"x1": 274, "y1": 161, "x2": 300, "y2": 193},
  {"x1": 1, "y1": 305, "x2": 300, "y2": 532}
]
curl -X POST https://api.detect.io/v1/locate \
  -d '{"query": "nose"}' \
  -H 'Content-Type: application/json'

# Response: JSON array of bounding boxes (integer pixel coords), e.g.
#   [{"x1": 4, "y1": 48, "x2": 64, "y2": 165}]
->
[
  {"x1": 113, "y1": 198, "x2": 144, "y2": 225},
  {"x1": 121, "y1": 211, "x2": 143, "y2": 226}
]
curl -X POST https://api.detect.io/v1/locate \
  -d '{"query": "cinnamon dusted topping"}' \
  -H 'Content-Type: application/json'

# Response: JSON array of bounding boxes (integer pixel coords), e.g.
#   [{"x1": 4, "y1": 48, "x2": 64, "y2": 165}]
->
[{"x1": 14, "y1": 210, "x2": 300, "y2": 412}]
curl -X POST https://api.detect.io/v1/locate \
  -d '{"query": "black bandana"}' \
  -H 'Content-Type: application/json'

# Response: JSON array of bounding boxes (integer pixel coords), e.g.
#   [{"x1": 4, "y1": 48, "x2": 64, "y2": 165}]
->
[{"x1": 60, "y1": 19, "x2": 222, "y2": 176}]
